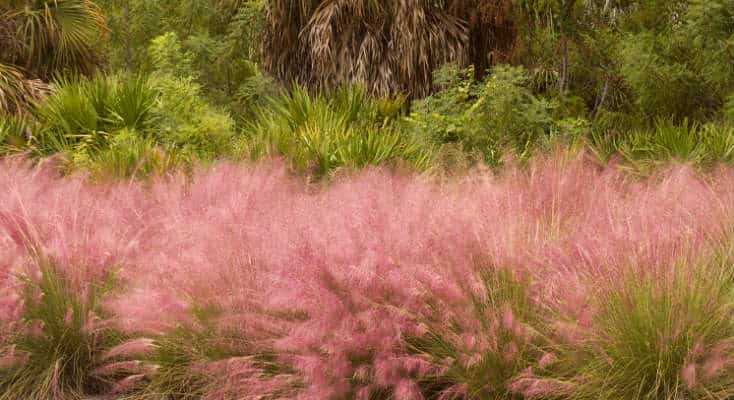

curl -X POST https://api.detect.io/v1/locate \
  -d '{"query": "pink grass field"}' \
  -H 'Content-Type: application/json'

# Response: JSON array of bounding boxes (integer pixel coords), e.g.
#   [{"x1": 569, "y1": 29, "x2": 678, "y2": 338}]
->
[{"x1": 2, "y1": 153, "x2": 734, "y2": 399}]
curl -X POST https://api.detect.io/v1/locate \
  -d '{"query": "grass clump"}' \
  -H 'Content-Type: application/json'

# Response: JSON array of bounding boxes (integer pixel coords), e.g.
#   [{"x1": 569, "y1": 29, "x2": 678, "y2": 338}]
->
[
  {"x1": 586, "y1": 118, "x2": 734, "y2": 172},
  {"x1": 125, "y1": 306, "x2": 298, "y2": 400},
  {"x1": 129, "y1": 329, "x2": 220, "y2": 400},
  {"x1": 71, "y1": 128, "x2": 185, "y2": 180},
  {"x1": 0, "y1": 114, "x2": 31, "y2": 155},
  {"x1": 0, "y1": 260, "x2": 120, "y2": 400},
  {"x1": 408, "y1": 266, "x2": 550, "y2": 400},
  {"x1": 618, "y1": 119, "x2": 734, "y2": 169},
  {"x1": 551, "y1": 265, "x2": 734, "y2": 400},
  {"x1": 33, "y1": 74, "x2": 157, "y2": 154}
]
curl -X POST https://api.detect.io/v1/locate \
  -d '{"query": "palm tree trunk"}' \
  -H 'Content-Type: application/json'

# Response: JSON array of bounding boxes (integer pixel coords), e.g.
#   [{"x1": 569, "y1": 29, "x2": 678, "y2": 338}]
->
[
  {"x1": 592, "y1": 76, "x2": 610, "y2": 118},
  {"x1": 558, "y1": 35, "x2": 569, "y2": 94},
  {"x1": 123, "y1": 0, "x2": 133, "y2": 71},
  {"x1": 603, "y1": 0, "x2": 612, "y2": 13}
]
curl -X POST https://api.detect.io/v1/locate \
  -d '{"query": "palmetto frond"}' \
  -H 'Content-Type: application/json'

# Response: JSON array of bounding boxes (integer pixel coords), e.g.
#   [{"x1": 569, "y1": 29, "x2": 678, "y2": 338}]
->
[
  {"x1": 2, "y1": 0, "x2": 107, "y2": 79},
  {"x1": 0, "y1": 0, "x2": 105, "y2": 114},
  {"x1": 0, "y1": 62, "x2": 49, "y2": 115}
]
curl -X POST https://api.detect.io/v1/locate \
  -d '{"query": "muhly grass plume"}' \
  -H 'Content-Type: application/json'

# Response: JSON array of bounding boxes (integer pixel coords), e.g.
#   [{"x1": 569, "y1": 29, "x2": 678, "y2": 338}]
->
[{"x1": 0, "y1": 153, "x2": 734, "y2": 398}]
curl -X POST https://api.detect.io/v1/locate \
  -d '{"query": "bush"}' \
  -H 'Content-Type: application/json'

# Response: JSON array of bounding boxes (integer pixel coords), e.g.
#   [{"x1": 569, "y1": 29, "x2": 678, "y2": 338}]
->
[
  {"x1": 617, "y1": 33, "x2": 712, "y2": 121},
  {"x1": 615, "y1": 1, "x2": 734, "y2": 123},
  {"x1": 72, "y1": 128, "x2": 184, "y2": 180},
  {"x1": 232, "y1": 61, "x2": 281, "y2": 120},
  {"x1": 242, "y1": 85, "x2": 432, "y2": 178},
  {"x1": 482, "y1": 66, "x2": 556, "y2": 151},
  {"x1": 683, "y1": 0, "x2": 734, "y2": 98},
  {"x1": 724, "y1": 94, "x2": 734, "y2": 123},
  {"x1": 150, "y1": 74, "x2": 235, "y2": 159},
  {"x1": 148, "y1": 32, "x2": 196, "y2": 79},
  {"x1": 27, "y1": 73, "x2": 235, "y2": 176},
  {"x1": 406, "y1": 64, "x2": 555, "y2": 166}
]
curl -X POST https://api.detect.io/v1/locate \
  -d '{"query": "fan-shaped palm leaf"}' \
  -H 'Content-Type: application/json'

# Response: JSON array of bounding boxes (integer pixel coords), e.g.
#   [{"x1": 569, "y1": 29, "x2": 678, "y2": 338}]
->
[
  {"x1": 0, "y1": 62, "x2": 49, "y2": 115},
  {"x1": 3, "y1": 0, "x2": 107, "y2": 78}
]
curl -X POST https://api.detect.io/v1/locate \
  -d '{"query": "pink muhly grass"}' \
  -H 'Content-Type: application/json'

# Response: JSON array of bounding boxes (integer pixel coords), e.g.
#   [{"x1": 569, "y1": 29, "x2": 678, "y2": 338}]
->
[
  {"x1": 110, "y1": 374, "x2": 147, "y2": 394},
  {"x1": 102, "y1": 338, "x2": 158, "y2": 360},
  {"x1": 508, "y1": 367, "x2": 572, "y2": 400},
  {"x1": 93, "y1": 360, "x2": 156, "y2": 377},
  {"x1": 0, "y1": 153, "x2": 733, "y2": 398},
  {"x1": 682, "y1": 363, "x2": 698, "y2": 390},
  {"x1": 0, "y1": 345, "x2": 28, "y2": 370},
  {"x1": 547, "y1": 262, "x2": 734, "y2": 399},
  {"x1": 195, "y1": 356, "x2": 301, "y2": 400}
]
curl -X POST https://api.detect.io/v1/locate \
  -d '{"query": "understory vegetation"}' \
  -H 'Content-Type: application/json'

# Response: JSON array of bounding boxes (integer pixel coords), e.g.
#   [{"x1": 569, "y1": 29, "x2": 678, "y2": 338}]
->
[
  {"x1": 1, "y1": 0, "x2": 734, "y2": 178},
  {"x1": 2, "y1": 1, "x2": 734, "y2": 399}
]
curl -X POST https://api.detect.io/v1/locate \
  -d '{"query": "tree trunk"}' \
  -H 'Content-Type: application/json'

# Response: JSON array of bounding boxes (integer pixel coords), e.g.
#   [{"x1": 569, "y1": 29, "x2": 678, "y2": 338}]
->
[
  {"x1": 558, "y1": 35, "x2": 569, "y2": 95},
  {"x1": 592, "y1": 76, "x2": 610, "y2": 118},
  {"x1": 123, "y1": 0, "x2": 132, "y2": 71}
]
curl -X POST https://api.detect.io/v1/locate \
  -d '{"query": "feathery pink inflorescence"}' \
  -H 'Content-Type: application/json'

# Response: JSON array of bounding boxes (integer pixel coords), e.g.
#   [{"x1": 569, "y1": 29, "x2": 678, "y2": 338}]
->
[{"x1": 0, "y1": 153, "x2": 733, "y2": 398}]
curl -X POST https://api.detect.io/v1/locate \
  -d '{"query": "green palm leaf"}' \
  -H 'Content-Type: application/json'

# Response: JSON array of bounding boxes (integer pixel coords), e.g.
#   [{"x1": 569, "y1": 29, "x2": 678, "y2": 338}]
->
[{"x1": 4, "y1": 0, "x2": 107, "y2": 78}]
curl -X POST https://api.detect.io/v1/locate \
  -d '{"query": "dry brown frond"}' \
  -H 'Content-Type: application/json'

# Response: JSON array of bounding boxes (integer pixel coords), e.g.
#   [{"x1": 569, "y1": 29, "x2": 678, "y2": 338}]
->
[
  {"x1": 0, "y1": 63, "x2": 50, "y2": 115},
  {"x1": 261, "y1": 0, "x2": 518, "y2": 97}
]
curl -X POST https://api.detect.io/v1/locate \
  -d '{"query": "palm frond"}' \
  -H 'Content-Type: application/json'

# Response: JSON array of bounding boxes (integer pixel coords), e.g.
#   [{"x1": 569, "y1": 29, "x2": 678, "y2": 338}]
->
[
  {"x1": 0, "y1": 62, "x2": 49, "y2": 115},
  {"x1": 261, "y1": 0, "x2": 517, "y2": 97},
  {"x1": 5, "y1": 0, "x2": 107, "y2": 78}
]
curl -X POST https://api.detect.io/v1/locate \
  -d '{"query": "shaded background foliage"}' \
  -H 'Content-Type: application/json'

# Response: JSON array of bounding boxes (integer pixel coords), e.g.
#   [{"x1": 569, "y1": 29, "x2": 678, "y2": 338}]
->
[
  {"x1": 2, "y1": 0, "x2": 734, "y2": 177},
  {"x1": 261, "y1": 0, "x2": 518, "y2": 97}
]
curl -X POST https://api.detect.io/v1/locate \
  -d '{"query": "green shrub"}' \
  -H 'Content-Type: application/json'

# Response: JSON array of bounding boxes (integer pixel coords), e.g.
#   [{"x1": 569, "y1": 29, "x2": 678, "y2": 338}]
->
[
  {"x1": 28, "y1": 73, "x2": 234, "y2": 176},
  {"x1": 683, "y1": 0, "x2": 734, "y2": 97},
  {"x1": 724, "y1": 94, "x2": 734, "y2": 123},
  {"x1": 242, "y1": 85, "x2": 431, "y2": 178},
  {"x1": 148, "y1": 32, "x2": 196, "y2": 79},
  {"x1": 73, "y1": 128, "x2": 185, "y2": 179},
  {"x1": 552, "y1": 117, "x2": 591, "y2": 142},
  {"x1": 150, "y1": 74, "x2": 235, "y2": 159},
  {"x1": 405, "y1": 64, "x2": 495, "y2": 164},
  {"x1": 617, "y1": 33, "x2": 711, "y2": 121},
  {"x1": 482, "y1": 66, "x2": 556, "y2": 151},
  {"x1": 406, "y1": 64, "x2": 555, "y2": 166},
  {"x1": 34, "y1": 74, "x2": 158, "y2": 155},
  {"x1": 615, "y1": 2, "x2": 734, "y2": 123},
  {"x1": 232, "y1": 61, "x2": 280, "y2": 120}
]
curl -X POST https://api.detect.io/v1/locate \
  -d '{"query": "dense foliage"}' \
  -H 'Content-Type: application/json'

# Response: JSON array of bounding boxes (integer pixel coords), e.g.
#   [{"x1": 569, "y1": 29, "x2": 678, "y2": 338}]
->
[
  {"x1": 1, "y1": 0, "x2": 733, "y2": 178},
  {"x1": 2, "y1": 2, "x2": 734, "y2": 399}
]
